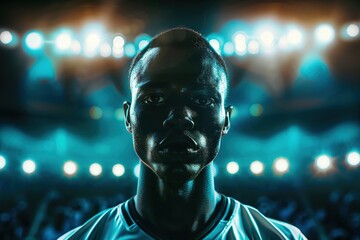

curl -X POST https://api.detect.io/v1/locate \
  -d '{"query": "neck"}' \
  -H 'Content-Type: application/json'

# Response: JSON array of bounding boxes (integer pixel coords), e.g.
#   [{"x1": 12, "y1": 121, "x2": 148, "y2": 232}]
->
[{"x1": 135, "y1": 162, "x2": 219, "y2": 238}]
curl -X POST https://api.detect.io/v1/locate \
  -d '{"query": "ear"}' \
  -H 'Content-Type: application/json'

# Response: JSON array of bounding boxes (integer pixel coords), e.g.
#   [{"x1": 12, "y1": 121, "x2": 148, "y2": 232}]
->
[
  {"x1": 123, "y1": 101, "x2": 132, "y2": 133},
  {"x1": 222, "y1": 105, "x2": 233, "y2": 136}
]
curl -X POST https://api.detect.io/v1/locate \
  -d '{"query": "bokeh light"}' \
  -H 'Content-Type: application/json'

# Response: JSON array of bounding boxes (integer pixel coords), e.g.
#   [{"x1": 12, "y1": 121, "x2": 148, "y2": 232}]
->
[
  {"x1": 134, "y1": 164, "x2": 140, "y2": 178},
  {"x1": 135, "y1": 34, "x2": 151, "y2": 51},
  {"x1": 114, "y1": 108, "x2": 124, "y2": 121},
  {"x1": 346, "y1": 151, "x2": 360, "y2": 167},
  {"x1": 0, "y1": 31, "x2": 13, "y2": 45},
  {"x1": 250, "y1": 160, "x2": 264, "y2": 175},
  {"x1": 249, "y1": 104, "x2": 263, "y2": 117},
  {"x1": 55, "y1": 32, "x2": 72, "y2": 50},
  {"x1": 248, "y1": 40, "x2": 260, "y2": 54},
  {"x1": 209, "y1": 39, "x2": 220, "y2": 52},
  {"x1": 273, "y1": 157, "x2": 290, "y2": 175},
  {"x1": 89, "y1": 106, "x2": 103, "y2": 120},
  {"x1": 113, "y1": 35, "x2": 125, "y2": 49},
  {"x1": 233, "y1": 32, "x2": 247, "y2": 55},
  {"x1": 315, "y1": 24, "x2": 335, "y2": 44},
  {"x1": 84, "y1": 32, "x2": 101, "y2": 57},
  {"x1": 24, "y1": 31, "x2": 44, "y2": 50},
  {"x1": 124, "y1": 43, "x2": 136, "y2": 57},
  {"x1": 100, "y1": 43, "x2": 111, "y2": 57},
  {"x1": 112, "y1": 46, "x2": 124, "y2": 58},
  {"x1": 260, "y1": 30, "x2": 275, "y2": 46},
  {"x1": 63, "y1": 161, "x2": 78, "y2": 176},
  {"x1": 346, "y1": 24, "x2": 359, "y2": 38},
  {"x1": 70, "y1": 40, "x2": 81, "y2": 54},
  {"x1": 22, "y1": 159, "x2": 36, "y2": 174},
  {"x1": 315, "y1": 155, "x2": 332, "y2": 171},
  {"x1": 112, "y1": 164, "x2": 125, "y2": 177},
  {"x1": 0, "y1": 155, "x2": 6, "y2": 170},
  {"x1": 223, "y1": 42, "x2": 234, "y2": 56},
  {"x1": 89, "y1": 163, "x2": 102, "y2": 176},
  {"x1": 226, "y1": 161, "x2": 239, "y2": 175},
  {"x1": 286, "y1": 28, "x2": 303, "y2": 46},
  {"x1": 138, "y1": 40, "x2": 149, "y2": 50},
  {"x1": 212, "y1": 163, "x2": 218, "y2": 177}
]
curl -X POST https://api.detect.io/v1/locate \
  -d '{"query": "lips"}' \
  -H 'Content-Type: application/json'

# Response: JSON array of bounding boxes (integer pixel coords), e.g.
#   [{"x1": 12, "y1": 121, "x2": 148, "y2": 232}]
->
[{"x1": 158, "y1": 135, "x2": 199, "y2": 154}]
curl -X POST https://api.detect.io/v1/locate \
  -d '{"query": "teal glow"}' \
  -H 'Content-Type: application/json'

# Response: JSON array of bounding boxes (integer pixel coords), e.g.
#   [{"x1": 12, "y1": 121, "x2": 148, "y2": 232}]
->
[
  {"x1": 249, "y1": 104, "x2": 263, "y2": 117},
  {"x1": 135, "y1": 34, "x2": 151, "y2": 50},
  {"x1": 223, "y1": 42, "x2": 234, "y2": 56},
  {"x1": 207, "y1": 33, "x2": 224, "y2": 54},
  {"x1": 220, "y1": 20, "x2": 251, "y2": 42},
  {"x1": 125, "y1": 43, "x2": 136, "y2": 57},
  {"x1": 28, "y1": 56, "x2": 56, "y2": 82},
  {"x1": 23, "y1": 31, "x2": 44, "y2": 55},
  {"x1": 297, "y1": 54, "x2": 332, "y2": 83}
]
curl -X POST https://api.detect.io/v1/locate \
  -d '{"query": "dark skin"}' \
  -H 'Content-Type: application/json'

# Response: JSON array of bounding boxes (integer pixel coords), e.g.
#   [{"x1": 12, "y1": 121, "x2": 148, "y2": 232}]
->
[{"x1": 123, "y1": 45, "x2": 232, "y2": 239}]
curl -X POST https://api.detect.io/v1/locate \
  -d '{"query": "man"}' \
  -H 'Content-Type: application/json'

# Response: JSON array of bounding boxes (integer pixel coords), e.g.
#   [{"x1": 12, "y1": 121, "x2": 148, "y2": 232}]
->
[{"x1": 59, "y1": 28, "x2": 307, "y2": 239}]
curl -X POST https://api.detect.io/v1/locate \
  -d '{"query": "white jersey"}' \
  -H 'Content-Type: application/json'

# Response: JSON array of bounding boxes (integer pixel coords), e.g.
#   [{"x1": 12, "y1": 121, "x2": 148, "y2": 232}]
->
[{"x1": 59, "y1": 195, "x2": 307, "y2": 240}]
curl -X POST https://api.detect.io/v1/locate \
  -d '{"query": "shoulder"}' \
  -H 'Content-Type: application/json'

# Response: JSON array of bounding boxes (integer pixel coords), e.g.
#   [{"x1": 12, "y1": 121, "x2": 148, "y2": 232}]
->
[
  {"x1": 225, "y1": 197, "x2": 307, "y2": 240},
  {"x1": 58, "y1": 201, "x2": 128, "y2": 240}
]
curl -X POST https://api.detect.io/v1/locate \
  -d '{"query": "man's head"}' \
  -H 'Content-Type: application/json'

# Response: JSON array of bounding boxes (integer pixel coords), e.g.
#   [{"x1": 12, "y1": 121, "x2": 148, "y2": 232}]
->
[{"x1": 124, "y1": 28, "x2": 232, "y2": 184}]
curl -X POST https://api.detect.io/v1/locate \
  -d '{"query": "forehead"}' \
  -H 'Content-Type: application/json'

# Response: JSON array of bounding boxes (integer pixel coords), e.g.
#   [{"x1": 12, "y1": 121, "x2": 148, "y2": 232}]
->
[{"x1": 130, "y1": 46, "x2": 227, "y2": 95}]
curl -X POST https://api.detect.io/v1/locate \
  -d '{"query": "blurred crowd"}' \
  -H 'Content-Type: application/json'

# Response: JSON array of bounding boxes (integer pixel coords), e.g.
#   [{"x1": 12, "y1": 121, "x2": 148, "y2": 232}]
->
[{"x1": 1, "y1": 189, "x2": 359, "y2": 239}]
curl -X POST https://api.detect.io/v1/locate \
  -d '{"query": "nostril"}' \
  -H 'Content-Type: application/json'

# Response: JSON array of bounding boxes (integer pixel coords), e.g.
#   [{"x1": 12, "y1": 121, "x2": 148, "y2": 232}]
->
[{"x1": 163, "y1": 116, "x2": 194, "y2": 130}]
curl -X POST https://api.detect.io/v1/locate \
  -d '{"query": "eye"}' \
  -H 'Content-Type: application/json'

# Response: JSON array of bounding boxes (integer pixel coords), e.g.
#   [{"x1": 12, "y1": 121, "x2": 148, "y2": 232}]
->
[
  {"x1": 144, "y1": 94, "x2": 165, "y2": 104},
  {"x1": 192, "y1": 95, "x2": 214, "y2": 106}
]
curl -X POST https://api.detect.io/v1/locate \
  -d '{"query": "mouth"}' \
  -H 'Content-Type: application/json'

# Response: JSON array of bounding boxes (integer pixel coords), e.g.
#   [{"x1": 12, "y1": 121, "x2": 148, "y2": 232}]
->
[{"x1": 158, "y1": 136, "x2": 199, "y2": 154}]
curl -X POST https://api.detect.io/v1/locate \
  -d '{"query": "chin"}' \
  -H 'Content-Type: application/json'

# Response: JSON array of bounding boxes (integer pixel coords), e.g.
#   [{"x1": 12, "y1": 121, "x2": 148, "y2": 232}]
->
[{"x1": 157, "y1": 165, "x2": 199, "y2": 185}]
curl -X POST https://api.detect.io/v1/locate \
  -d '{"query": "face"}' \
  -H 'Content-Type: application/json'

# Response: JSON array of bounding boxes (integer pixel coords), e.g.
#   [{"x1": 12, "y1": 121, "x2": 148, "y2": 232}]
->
[{"x1": 124, "y1": 46, "x2": 232, "y2": 184}]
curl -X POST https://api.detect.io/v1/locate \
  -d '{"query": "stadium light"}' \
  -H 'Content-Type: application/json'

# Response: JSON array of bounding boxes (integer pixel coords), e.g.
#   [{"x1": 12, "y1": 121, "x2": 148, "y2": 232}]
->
[
  {"x1": 84, "y1": 32, "x2": 101, "y2": 57},
  {"x1": 138, "y1": 40, "x2": 149, "y2": 50},
  {"x1": 22, "y1": 159, "x2": 36, "y2": 174},
  {"x1": 209, "y1": 39, "x2": 220, "y2": 52},
  {"x1": 71, "y1": 40, "x2": 81, "y2": 54},
  {"x1": 24, "y1": 31, "x2": 44, "y2": 50},
  {"x1": 315, "y1": 24, "x2": 335, "y2": 44},
  {"x1": 0, "y1": 155, "x2": 6, "y2": 170},
  {"x1": 260, "y1": 30, "x2": 275, "y2": 46},
  {"x1": 112, "y1": 164, "x2": 125, "y2": 177},
  {"x1": 346, "y1": 24, "x2": 359, "y2": 38},
  {"x1": 100, "y1": 43, "x2": 111, "y2": 58},
  {"x1": 0, "y1": 31, "x2": 13, "y2": 45},
  {"x1": 250, "y1": 160, "x2": 264, "y2": 175},
  {"x1": 233, "y1": 32, "x2": 247, "y2": 55},
  {"x1": 63, "y1": 160, "x2": 78, "y2": 176},
  {"x1": 315, "y1": 154, "x2": 332, "y2": 171},
  {"x1": 113, "y1": 35, "x2": 125, "y2": 49},
  {"x1": 55, "y1": 32, "x2": 72, "y2": 51},
  {"x1": 112, "y1": 46, "x2": 124, "y2": 58},
  {"x1": 226, "y1": 161, "x2": 239, "y2": 175},
  {"x1": 286, "y1": 28, "x2": 303, "y2": 46},
  {"x1": 134, "y1": 164, "x2": 140, "y2": 178},
  {"x1": 89, "y1": 163, "x2": 102, "y2": 176},
  {"x1": 346, "y1": 151, "x2": 360, "y2": 168},
  {"x1": 273, "y1": 157, "x2": 290, "y2": 175},
  {"x1": 248, "y1": 40, "x2": 260, "y2": 54},
  {"x1": 135, "y1": 34, "x2": 151, "y2": 51}
]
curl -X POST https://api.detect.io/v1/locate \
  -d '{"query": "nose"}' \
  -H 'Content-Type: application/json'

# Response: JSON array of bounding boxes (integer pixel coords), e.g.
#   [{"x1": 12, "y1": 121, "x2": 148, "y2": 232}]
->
[{"x1": 163, "y1": 106, "x2": 195, "y2": 131}]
